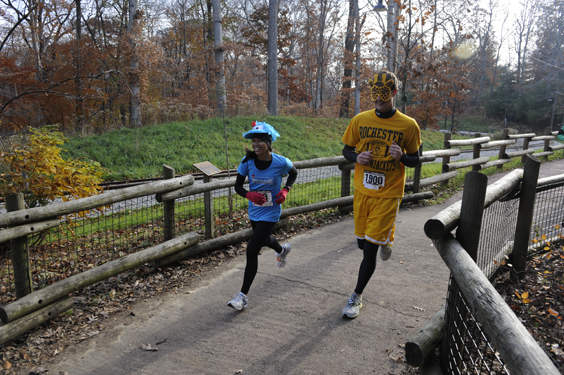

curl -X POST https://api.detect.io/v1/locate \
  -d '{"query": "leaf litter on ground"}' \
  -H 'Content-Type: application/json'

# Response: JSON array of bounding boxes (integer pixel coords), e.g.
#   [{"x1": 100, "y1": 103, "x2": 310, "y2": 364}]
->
[{"x1": 492, "y1": 241, "x2": 564, "y2": 372}]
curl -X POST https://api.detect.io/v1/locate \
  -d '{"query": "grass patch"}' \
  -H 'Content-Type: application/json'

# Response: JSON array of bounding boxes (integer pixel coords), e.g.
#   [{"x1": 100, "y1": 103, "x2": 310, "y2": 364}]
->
[{"x1": 62, "y1": 116, "x2": 473, "y2": 181}]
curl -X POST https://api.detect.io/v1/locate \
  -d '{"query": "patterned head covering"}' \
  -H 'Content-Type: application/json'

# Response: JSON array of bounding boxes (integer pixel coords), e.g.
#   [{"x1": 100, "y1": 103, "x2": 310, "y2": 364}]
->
[
  {"x1": 242, "y1": 121, "x2": 280, "y2": 142},
  {"x1": 369, "y1": 71, "x2": 398, "y2": 102}
]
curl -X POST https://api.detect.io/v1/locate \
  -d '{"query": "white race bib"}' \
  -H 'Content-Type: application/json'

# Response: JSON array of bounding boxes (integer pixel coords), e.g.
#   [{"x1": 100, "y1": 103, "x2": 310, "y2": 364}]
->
[
  {"x1": 252, "y1": 190, "x2": 273, "y2": 206},
  {"x1": 363, "y1": 171, "x2": 385, "y2": 190}
]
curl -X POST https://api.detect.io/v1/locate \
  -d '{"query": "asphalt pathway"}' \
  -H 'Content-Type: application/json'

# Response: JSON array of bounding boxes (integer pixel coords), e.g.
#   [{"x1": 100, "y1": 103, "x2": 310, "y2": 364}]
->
[{"x1": 44, "y1": 158, "x2": 564, "y2": 375}]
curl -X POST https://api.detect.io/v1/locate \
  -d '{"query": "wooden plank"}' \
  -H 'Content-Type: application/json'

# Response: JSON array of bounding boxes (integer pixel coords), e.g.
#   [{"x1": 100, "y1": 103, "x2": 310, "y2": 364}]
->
[
  {"x1": 0, "y1": 218, "x2": 59, "y2": 244},
  {"x1": 443, "y1": 157, "x2": 490, "y2": 172},
  {"x1": 0, "y1": 175, "x2": 195, "y2": 228},
  {"x1": 0, "y1": 297, "x2": 74, "y2": 346},
  {"x1": 0, "y1": 232, "x2": 200, "y2": 323},
  {"x1": 505, "y1": 149, "x2": 535, "y2": 158},
  {"x1": 405, "y1": 304, "x2": 446, "y2": 367},
  {"x1": 156, "y1": 219, "x2": 289, "y2": 268},
  {"x1": 422, "y1": 149, "x2": 460, "y2": 158},
  {"x1": 158, "y1": 177, "x2": 239, "y2": 202},
  {"x1": 537, "y1": 174, "x2": 564, "y2": 188},
  {"x1": 418, "y1": 155, "x2": 436, "y2": 163},
  {"x1": 508, "y1": 133, "x2": 536, "y2": 139},
  {"x1": 418, "y1": 171, "x2": 458, "y2": 187},
  {"x1": 479, "y1": 139, "x2": 516, "y2": 149},
  {"x1": 481, "y1": 159, "x2": 512, "y2": 169},
  {"x1": 424, "y1": 169, "x2": 523, "y2": 239},
  {"x1": 292, "y1": 156, "x2": 350, "y2": 169},
  {"x1": 531, "y1": 135, "x2": 555, "y2": 141},
  {"x1": 534, "y1": 151, "x2": 553, "y2": 157},
  {"x1": 447, "y1": 137, "x2": 490, "y2": 146}
]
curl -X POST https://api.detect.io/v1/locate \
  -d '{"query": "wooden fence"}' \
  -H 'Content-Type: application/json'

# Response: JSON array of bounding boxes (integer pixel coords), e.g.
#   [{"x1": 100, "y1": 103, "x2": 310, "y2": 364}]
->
[
  {"x1": 0, "y1": 129, "x2": 563, "y2": 347},
  {"x1": 406, "y1": 156, "x2": 563, "y2": 374}
]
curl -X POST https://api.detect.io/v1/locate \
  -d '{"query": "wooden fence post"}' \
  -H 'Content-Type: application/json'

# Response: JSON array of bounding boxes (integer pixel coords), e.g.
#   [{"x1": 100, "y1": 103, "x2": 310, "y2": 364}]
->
[
  {"x1": 543, "y1": 127, "x2": 551, "y2": 160},
  {"x1": 442, "y1": 132, "x2": 451, "y2": 186},
  {"x1": 204, "y1": 174, "x2": 215, "y2": 239},
  {"x1": 338, "y1": 163, "x2": 353, "y2": 214},
  {"x1": 472, "y1": 142, "x2": 481, "y2": 172},
  {"x1": 6, "y1": 193, "x2": 33, "y2": 299},
  {"x1": 521, "y1": 136, "x2": 531, "y2": 163},
  {"x1": 442, "y1": 171, "x2": 487, "y2": 371},
  {"x1": 412, "y1": 144, "x2": 423, "y2": 193},
  {"x1": 163, "y1": 165, "x2": 176, "y2": 241},
  {"x1": 512, "y1": 155, "x2": 540, "y2": 279},
  {"x1": 193, "y1": 162, "x2": 222, "y2": 239},
  {"x1": 498, "y1": 128, "x2": 509, "y2": 169},
  {"x1": 457, "y1": 171, "x2": 488, "y2": 260}
]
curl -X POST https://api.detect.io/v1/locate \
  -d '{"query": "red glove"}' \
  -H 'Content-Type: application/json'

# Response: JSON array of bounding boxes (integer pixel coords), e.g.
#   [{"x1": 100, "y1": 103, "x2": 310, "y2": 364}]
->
[
  {"x1": 246, "y1": 191, "x2": 266, "y2": 206},
  {"x1": 274, "y1": 188, "x2": 289, "y2": 204}
]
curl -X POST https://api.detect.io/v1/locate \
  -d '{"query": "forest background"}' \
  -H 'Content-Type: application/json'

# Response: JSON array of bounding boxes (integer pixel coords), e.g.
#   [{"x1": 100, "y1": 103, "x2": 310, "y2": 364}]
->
[{"x1": 0, "y1": 0, "x2": 563, "y2": 139}]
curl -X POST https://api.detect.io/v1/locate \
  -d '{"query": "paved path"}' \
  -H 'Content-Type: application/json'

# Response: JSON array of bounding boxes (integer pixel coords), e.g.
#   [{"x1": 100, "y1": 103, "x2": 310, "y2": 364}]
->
[{"x1": 44, "y1": 158, "x2": 564, "y2": 375}]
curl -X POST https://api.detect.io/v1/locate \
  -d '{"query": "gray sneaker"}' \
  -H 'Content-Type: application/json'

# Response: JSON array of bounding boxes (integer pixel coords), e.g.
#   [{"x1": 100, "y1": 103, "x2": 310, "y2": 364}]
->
[
  {"x1": 227, "y1": 292, "x2": 248, "y2": 310},
  {"x1": 276, "y1": 243, "x2": 291, "y2": 268},
  {"x1": 342, "y1": 293, "x2": 362, "y2": 319},
  {"x1": 380, "y1": 244, "x2": 392, "y2": 261}
]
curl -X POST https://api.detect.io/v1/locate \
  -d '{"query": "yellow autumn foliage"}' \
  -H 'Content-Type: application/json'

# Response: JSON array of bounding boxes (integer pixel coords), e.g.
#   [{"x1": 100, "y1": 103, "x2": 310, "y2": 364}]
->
[{"x1": 0, "y1": 125, "x2": 106, "y2": 209}]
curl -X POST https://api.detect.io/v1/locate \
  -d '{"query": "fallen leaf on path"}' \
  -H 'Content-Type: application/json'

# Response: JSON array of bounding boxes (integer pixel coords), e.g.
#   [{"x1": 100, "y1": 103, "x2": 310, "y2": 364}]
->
[
  {"x1": 139, "y1": 343, "x2": 159, "y2": 351},
  {"x1": 28, "y1": 367, "x2": 48, "y2": 374}
]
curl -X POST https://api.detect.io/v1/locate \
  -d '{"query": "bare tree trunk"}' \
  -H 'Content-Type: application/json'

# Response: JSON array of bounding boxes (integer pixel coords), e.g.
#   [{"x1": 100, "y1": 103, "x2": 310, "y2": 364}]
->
[
  {"x1": 314, "y1": 0, "x2": 328, "y2": 111},
  {"x1": 514, "y1": 0, "x2": 536, "y2": 85},
  {"x1": 128, "y1": 0, "x2": 141, "y2": 127},
  {"x1": 339, "y1": 0, "x2": 355, "y2": 118},
  {"x1": 353, "y1": 0, "x2": 360, "y2": 115},
  {"x1": 267, "y1": 0, "x2": 278, "y2": 115},
  {"x1": 199, "y1": 0, "x2": 213, "y2": 100},
  {"x1": 399, "y1": 0, "x2": 409, "y2": 114},
  {"x1": 211, "y1": 0, "x2": 226, "y2": 115},
  {"x1": 488, "y1": 16, "x2": 507, "y2": 117},
  {"x1": 75, "y1": 0, "x2": 85, "y2": 131},
  {"x1": 473, "y1": 0, "x2": 494, "y2": 107}
]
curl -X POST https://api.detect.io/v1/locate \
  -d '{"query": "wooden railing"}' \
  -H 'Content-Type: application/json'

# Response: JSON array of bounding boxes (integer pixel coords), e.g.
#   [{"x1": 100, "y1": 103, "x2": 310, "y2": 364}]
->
[
  {"x1": 406, "y1": 156, "x2": 562, "y2": 374},
  {"x1": 0, "y1": 129, "x2": 562, "y2": 345}
]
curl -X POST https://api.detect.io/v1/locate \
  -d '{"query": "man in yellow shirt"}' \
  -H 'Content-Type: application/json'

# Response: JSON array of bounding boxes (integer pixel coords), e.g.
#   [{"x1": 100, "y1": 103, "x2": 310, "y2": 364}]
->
[{"x1": 341, "y1": 70, "x2": 421, "y2": 318}]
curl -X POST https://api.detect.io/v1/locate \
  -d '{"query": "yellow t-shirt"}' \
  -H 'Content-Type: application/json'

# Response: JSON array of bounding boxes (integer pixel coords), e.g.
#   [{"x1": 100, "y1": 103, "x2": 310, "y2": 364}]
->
[{"x1": 341, "y1": 109, "x2": 421, "y2": 198}]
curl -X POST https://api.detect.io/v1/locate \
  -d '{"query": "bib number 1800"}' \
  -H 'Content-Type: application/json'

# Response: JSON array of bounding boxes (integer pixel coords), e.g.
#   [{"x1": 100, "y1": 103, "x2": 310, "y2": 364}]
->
[{"x1": 363, "y1": 171, "x2": 385, "y2": 190}]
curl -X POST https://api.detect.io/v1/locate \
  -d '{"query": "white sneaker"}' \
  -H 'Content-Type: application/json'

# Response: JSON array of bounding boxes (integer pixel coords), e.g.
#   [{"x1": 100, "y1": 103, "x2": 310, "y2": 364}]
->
[
  {"x1": 276, "y1": 243, "x2": 291, "y2": 268},
  {"x1": 380, "y1": 244, "x2": 392, "y2": 261},
  {"x1": 227, "y1": 292, "x2": 248, "y2": 310},
  {"x1": 342, "y1": 293, "x2": 362, "y2": 319}
]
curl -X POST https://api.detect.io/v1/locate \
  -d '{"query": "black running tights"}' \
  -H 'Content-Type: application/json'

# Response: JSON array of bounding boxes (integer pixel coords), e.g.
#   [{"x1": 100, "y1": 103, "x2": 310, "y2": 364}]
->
[
  {"x1": 354, "y1": 238, "x2": 380, "y2": 295},
  {"x1": 241, "y1": 220, "x2": 282, "y2": 295}
]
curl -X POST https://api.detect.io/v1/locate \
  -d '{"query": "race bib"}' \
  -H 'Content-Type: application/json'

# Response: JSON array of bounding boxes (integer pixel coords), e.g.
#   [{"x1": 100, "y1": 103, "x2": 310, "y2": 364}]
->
[
  {"x1": 252, "y1": 190, "x2": 273, "y2": 206},
  {"x1": 363, "y1": 171, "x2": 385, "y2": 190}
]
